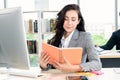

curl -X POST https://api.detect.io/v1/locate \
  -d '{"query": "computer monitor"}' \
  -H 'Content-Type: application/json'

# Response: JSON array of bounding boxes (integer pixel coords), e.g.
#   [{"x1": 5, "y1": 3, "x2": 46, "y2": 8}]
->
[{"x1": 0, "y1": 7, "x2": 30, "y2": 70}]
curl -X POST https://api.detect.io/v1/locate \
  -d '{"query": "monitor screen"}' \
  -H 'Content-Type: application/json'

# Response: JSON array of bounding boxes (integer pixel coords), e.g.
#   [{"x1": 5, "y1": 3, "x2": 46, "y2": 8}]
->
[{"x1": 0, "y1": 7, "x2": 30, "y2": 70}]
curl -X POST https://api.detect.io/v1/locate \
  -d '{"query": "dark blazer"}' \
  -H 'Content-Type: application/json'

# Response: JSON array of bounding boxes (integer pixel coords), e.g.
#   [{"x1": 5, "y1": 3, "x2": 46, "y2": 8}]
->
[{"x1": 100, "y1": 30, "x2": 120, "y2": 50}]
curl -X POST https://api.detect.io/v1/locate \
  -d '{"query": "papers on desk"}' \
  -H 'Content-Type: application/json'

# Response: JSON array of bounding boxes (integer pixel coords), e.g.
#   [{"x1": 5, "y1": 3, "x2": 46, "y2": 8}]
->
[
  {"x1": 95, "y1": 47, "x2": 104, "y2": 52},
  {"x1": 99, "y1": 50, "x2": 112, "y2": 55},
  {"x1": 99, "y1": 50, "x2": 120, "y2": 55},
  {"x1": 95, "y1": 46, "x2": 120, "y2": 55},
  {"x1": 76, "y1": 71, "x2": 104, "y2": 76},
  {"x1": 90, "y1": 71, "x2": 104, "y2": 75},
  {"x1": 113, "y1": 68, "x2": 120, "y2": 74}
]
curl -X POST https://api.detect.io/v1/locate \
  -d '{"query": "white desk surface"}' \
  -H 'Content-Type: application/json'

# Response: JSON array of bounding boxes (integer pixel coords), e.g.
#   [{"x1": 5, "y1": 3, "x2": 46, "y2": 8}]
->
[{"x1": 0, "y1": 68, "x2": 120, "y2": 80}]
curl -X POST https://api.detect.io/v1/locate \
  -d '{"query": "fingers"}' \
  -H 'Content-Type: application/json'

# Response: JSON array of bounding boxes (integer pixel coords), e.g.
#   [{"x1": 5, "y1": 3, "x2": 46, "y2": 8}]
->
[
  {"x1": 39, "y1": 51, "x2": 50, "y2": 68},
  {"x1": 52, "y1": 60, "x2": 61, "y2": 69},
  {"x1": 40, "y1": 51, "x2": 49, "y2": 61},
  {"x1": 63, "y1": 56, "x2": 70, "y2": 65},
  {"x1": 40, "y1": 51, "x2": 47, "y2": 59},
  {"x1": 44, "y1": 55, "x2": 50, "y2": 64}
]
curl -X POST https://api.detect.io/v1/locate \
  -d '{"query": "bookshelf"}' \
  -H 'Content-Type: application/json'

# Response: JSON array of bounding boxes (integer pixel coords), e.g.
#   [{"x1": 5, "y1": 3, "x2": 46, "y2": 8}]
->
[
  {"x1": 23, "y1": 10, "x2": 58, "y2": 53},
  {"x1": 23, "y1": 11, "x2": 40, "y2": 54},
  {"x1": 23, "y1": 11, "x2": 41, "y2": 67},
  {"x1": 40, "y1": 11, "x2": 58, "y2": 43},
  {"x1": 23, "y1": 10, "x2": 58, "y2": 66}
]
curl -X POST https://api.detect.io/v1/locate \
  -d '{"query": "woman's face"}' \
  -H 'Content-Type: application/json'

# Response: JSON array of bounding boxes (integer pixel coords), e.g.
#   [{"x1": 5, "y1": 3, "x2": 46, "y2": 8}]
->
[{"x1": 63, "y1": 10, "x2": 80, "y2": 34}]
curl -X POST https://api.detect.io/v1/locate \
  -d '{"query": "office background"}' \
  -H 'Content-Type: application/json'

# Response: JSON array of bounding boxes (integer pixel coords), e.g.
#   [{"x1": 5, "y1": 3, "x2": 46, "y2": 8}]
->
[
  {"x1": 0, "y1": 0, "x2": 120, "y2": 67},
  {"x1": 0, "y1": 0, "x2": 120, "y2": 40}
]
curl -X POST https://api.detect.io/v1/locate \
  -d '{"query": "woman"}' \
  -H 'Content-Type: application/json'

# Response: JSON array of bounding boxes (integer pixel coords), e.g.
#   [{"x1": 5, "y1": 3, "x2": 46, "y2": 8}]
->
[{"x1": 40, "y1": 4, "x2": 102, "y2": 72}]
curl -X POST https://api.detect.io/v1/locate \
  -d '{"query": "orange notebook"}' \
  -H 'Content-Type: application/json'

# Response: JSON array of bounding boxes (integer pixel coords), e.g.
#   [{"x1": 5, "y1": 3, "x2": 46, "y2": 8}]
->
[{"x1": 42, "y1": 42, "x2": 83, "y2": 65}]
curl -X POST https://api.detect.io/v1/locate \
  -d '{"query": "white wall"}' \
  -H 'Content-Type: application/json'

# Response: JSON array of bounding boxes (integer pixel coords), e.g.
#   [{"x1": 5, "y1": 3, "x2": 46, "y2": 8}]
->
[
  {"x1": 49, "y1": 0, "x2": 77, "y2": 11},
  {"x1": 35, "y1": 0, "x2": 49, "y2": 11},
  {"x1": 0, "y1": 0, "x2": 4, "y2": 9},
  {"x1": 80, "y1": 0, "x2": 115, "y2": 39},
  {"x1": 35, "y1": 0, "x2": 77, "y2": 11},
  {"x1": 7, "y1": 0, "x2": 35, "y2": 11}
]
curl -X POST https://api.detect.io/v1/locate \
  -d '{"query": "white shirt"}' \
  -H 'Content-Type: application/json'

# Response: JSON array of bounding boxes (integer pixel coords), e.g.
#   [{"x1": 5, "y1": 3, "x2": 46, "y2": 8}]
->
[{"x1": 61, "y1": 30, "x2": 75, "y2": 48}]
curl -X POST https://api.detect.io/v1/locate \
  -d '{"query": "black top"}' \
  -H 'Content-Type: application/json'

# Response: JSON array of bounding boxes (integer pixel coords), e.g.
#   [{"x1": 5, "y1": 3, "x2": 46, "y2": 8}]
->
[{"x1": 100, "y1": 30, "x2": 120, "y2": 50}]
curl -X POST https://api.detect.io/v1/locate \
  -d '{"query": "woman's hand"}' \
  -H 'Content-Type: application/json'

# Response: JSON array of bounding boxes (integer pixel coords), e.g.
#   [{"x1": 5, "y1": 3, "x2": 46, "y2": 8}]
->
[
  {"x1": 52, "y1": 57, "x2": 82, "y2": 72},
  {"x1": 39, "y1": 51, "x2": 50, "y2": 69}
]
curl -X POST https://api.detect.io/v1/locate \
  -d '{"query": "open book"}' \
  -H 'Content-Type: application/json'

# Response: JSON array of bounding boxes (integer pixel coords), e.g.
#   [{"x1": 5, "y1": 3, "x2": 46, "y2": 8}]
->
[{"x1": 42, "y1": 42, "x2": 83, "y2": 65}]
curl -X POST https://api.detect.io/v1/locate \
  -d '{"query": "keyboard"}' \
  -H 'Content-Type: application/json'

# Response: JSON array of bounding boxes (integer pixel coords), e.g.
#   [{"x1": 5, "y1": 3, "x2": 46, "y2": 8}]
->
[
  {"x1": 113, "y1": 68, "x2": 120, "y2": 74},
  {"x1": 0, "y1": 67, "x2": 8, "y2": 74},
  {"x1": 0, "y1": 67, "x2": 44, "y2": 78}
]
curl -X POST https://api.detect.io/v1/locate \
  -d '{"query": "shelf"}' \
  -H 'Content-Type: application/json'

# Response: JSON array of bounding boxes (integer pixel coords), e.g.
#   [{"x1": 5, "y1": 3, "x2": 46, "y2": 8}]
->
[{"x1": 23, "y1": 11, "x2": 39, "y2": 54}]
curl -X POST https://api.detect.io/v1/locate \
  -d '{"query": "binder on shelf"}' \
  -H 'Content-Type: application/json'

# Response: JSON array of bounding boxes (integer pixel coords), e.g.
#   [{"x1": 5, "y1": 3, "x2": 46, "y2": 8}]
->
[
  {"x1": 27, "y1": 40, "x2": 37, "y2": 54},
  {"x1": 50, "y1": 18, "x2": 56, "y2": 32},
  {"x1": 34, "y1": 20, "x2": 38, "y2": 33},
  {"x1": 28, "y1": 19, "x2": 33, "y2": 33},
  {"x1": 42, "y1": 42, "x2": 83, "y2": 65}
]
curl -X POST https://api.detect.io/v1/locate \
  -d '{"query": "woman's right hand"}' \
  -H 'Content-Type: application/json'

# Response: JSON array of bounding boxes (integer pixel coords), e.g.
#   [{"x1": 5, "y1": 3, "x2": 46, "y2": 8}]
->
[{"x1": 39, "y1": 51, "x2": 50, "y2": 69}]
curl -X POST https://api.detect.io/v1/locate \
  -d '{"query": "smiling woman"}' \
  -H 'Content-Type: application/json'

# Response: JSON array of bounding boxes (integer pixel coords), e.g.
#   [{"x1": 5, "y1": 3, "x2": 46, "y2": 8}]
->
[{"x1": 39, "y1": 4, "x2": 102, "y2": 72}]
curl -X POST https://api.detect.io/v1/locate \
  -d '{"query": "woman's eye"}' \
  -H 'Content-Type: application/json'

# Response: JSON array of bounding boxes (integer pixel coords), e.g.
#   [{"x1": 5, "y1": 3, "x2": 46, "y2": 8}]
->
[
  {"x1": 72, "y1": 18, "x2": 76, "y2": 21},
  {"x1": 65, "y1": 18, "x2": 68, "y2": 21},
  {"x1": 64, "y1": 17, "x2": 76, "y2": 21},
  {"x1": 72, "y1": 19, "x2": 76, "y2": 21}
]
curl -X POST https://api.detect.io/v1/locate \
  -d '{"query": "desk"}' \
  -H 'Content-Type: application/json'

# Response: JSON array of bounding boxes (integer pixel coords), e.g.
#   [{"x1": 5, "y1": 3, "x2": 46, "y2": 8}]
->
[
  {"x1": 0, "y1": 68, "x2": 120, "y2": 80},
  {"x1": 99, "y1": 51, "x2": 120, "y2": 67},
  {"x1": 99, "y1": 50, "x2": 120, "y2": 58}
]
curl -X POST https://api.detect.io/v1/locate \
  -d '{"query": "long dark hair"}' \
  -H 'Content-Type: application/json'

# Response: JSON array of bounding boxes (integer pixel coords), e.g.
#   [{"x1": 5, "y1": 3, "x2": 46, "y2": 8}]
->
[{"x1": 48, "y1": 4, "x2": 85, "y2": 47}]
